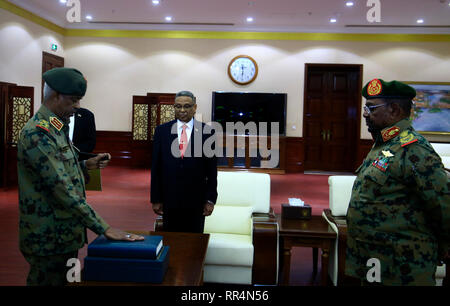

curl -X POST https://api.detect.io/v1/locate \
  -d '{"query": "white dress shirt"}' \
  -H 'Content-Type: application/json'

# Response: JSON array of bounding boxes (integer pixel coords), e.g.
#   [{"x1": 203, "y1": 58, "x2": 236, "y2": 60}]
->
[
  {"x1": 68, "y1": 114, "x2": 75, "y2": 141},
  {"x1": 177, "y1": 118, "x2": 194, "y2": 145}
]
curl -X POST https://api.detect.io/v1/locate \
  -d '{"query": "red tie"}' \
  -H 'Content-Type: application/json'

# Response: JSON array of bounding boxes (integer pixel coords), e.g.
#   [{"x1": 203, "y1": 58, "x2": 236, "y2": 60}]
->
[{"x1": 179, "y1": 124, "x2": 187, "y2": 158}]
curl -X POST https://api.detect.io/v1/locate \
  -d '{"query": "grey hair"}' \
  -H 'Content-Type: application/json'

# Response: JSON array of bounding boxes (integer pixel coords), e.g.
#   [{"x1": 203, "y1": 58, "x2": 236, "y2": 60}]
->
[
  {"x1": 43, "y1": 82, "x2": 56, "y2": 103},
  {"x1": 175, "y1": 91, "x2": 196, "y2": 104}
]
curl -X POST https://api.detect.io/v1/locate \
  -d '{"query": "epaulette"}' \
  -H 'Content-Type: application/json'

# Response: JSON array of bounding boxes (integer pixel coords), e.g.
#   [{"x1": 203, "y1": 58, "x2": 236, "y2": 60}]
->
[
  {"x1": 398, "y1": 130, "x2": 418, "y2": 147},
  {"x1": 49, "y1": 116, "x2": 64, "y2": 131},
  {"x1": 381, "y1": 126, "x2": 400, "y2": 142}
]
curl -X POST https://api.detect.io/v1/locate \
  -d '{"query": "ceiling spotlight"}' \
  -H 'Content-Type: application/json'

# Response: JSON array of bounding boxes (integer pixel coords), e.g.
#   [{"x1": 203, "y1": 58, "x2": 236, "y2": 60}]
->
[
  {"x1": 330, "y1": 18, "x2": 337, "y2": 23},
  {"x1": 416, "y1": 19, "x2": 424, "y2": 24},
  {"x1": 346, "y1": 1, "x2": 354, "y2": 6},
  {"x1": 165, "y1": 16, "x2": 172, "y2": 22},
  {"x1": 86, "y1": 15, "x2": 93, "y2": 20},
  {"x1": 246, "y1": 17, "x2": 254, "y2": 22},
  {"x1": 152, "y1": 0, "x2": 160, "y2": 5}
]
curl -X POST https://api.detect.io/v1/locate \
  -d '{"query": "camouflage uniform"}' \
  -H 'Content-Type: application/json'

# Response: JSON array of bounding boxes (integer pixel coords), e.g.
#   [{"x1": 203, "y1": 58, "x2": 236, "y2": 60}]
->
[
  {"x1": 346, "y1": 118, "x2": 450, "y2": 285},
  {"x1": 18, "y1": 105, "x2": 109, "y2": 286}
]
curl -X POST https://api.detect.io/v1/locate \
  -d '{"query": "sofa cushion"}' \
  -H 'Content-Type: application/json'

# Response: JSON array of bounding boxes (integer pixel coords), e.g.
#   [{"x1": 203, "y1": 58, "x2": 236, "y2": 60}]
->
[
  {"x1": 431, "y1": 143, "x2": 450, "y2": 157},
  {"x1": 204, "y1": 233, "x2": 254, "y2": 266},
  {"x1": 203, "y1": 265, "x2": 252, "y2": 285},
  {"x1": 328, "y1": 176, "x2": 356, "y2": 216},
  {"x1": 216, "y1": 171, "x2": 270, "y2": 213},
  {"x1": 204, "y1": 205, "x2": 252, "y2": 235},
  {"x1": 440, "y1": 156, "x2": 450, "y2": 169}
]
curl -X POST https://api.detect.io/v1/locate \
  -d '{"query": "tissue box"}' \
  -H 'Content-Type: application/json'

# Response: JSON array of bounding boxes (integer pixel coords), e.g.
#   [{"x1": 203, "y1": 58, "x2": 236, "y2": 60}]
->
[
  {"x1": 84, "y1": 246, "x2": 170, "y2": 283},
  {"x1": 281, "y1": 204, "x2": 311, "y2": 220}
]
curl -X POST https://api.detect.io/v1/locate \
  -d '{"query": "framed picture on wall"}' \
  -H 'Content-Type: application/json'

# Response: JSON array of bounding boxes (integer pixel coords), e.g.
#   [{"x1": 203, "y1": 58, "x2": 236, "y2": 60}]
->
[{"x1": 403, "y1": 81, "x2": 450, "y2": 136}]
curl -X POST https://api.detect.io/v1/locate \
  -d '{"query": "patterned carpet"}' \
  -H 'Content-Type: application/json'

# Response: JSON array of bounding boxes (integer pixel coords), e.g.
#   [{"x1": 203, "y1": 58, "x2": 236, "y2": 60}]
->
[{"x1": 0, "y1": 166, "x2": 331, "y2": 286}]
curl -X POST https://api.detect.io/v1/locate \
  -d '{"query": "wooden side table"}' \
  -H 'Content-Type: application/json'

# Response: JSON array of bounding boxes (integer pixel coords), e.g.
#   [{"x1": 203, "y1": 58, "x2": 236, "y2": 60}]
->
[{"x1": 277, "y1": 214, "x2": 336, "y2": 286}]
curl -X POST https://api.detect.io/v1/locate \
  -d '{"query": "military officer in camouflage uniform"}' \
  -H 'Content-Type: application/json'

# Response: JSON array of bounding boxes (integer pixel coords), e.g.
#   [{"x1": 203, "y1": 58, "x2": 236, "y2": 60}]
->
[
  {"x1": 345, "y1": 79, "x2": 450, "y2": 286},
  {"x1": 18, "y1": 67, "x2": 144, "y2": 286}
]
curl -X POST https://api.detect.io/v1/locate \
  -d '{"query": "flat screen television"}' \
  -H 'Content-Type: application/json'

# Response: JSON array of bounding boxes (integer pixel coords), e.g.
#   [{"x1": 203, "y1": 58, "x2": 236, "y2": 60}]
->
[{"x1": 211, "y1": 92, "x2": 287, "y2": 135}]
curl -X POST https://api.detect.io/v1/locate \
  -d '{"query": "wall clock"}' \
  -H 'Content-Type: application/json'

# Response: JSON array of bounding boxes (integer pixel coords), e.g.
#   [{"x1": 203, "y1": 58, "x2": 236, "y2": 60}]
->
[{"x1": 228, "y1": 55, "x2": 258, "y2": 85}]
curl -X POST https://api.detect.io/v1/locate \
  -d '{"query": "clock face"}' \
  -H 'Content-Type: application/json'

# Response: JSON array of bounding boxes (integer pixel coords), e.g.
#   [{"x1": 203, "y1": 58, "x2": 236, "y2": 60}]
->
[{"x1": 228, "y1": 55, "x2": 258, "y2": 85}]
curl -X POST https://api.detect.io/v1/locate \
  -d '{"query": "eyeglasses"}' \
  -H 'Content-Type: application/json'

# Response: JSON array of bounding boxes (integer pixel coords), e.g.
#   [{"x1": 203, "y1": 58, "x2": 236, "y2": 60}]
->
[
  {"x1": 363, "y1": 103, "x2": 389, "y2": 115},
  {"x1": 174, "y1": 104, "x2": 194, "y2": 110}
]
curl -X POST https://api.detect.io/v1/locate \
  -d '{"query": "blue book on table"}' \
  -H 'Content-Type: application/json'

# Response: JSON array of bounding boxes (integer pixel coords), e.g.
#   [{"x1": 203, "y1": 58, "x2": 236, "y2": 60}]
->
[{"x1": 87, "y1": 235, "x2": 163, "y2": 259}]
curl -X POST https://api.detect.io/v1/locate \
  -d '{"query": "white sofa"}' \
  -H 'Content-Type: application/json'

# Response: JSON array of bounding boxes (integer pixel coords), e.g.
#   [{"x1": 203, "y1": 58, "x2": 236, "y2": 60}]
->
[
  {"x1": 430, "y1": 142, "x2": 450, "y2": 170},
  {"x1": 154, "y1": 171, "x2": 279, "y2": 285},
  {"x1": 322, "y1": 175, "x2": 356, "y2": 286},
  {"x1": 323, "y1": 175, "x2": 446, "y2": 286},
  {"x1": 203, "y1": 171, "x2": 278, "y2": 285}
]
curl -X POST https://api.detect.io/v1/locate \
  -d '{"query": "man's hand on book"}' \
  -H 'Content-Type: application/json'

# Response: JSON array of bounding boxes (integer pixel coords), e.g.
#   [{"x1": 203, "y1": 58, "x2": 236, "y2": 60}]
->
[{"x1": 104, "y1": 227, "x2": 144, "y2": 241}]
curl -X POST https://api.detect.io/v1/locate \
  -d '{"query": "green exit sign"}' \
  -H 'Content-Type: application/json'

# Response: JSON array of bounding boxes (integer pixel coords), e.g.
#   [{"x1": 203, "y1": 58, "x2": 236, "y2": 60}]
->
[{"x1": 51, "y1": 44, "x2": 58, "y2": 51}]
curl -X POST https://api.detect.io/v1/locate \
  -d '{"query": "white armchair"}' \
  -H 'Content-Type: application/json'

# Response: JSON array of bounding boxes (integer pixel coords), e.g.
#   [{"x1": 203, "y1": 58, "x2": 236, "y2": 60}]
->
[
  {"x1": 322, "y1": 175, "x2": 356, "y2": 286},
  {"x1": 430, "y1": 142, "x2": 450, "y2": 170},
  {"x1": 154, "y1": 171, "x2": 279, "y2": 285},
  {"x1": 202, "y1": 171, "x2": 278, "y2": 285},
  {"x1": 322, "y1": 175, "x2": 447, "y2": 286}
]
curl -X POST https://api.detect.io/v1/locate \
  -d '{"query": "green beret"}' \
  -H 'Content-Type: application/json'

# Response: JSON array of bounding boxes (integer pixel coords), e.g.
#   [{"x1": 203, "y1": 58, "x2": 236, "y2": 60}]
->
[
  {"x1": 43, "y1": 67, "x2": 87, "y2": 96},
  {"x1": 362, "y1": 79, "x2": 416, "y2": 100}
]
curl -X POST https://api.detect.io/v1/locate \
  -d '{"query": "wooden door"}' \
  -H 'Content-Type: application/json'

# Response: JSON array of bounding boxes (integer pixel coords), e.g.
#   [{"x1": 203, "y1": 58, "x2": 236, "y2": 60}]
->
[
  {"x1": 0, "y1": 82, "x2": 16, "y2": 187},
  {"x1": 131, "y1": 93, "x2": 176, "y2": 168},
  {"x1": 303, "y1": 64, "x2": 361, "y2": 172},
  {"x1": 2, "y1": 85, "x2": 34, "y2": 187},
  {"x1": 42, "y1": 51, "x2": 64, "y2": 101}
]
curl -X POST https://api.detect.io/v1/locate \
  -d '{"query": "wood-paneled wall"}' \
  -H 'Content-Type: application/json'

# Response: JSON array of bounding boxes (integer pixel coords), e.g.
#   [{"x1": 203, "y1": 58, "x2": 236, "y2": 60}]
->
[
  {"x1": 94, "y1": 131, "x2": 133, "y2": 167},
  {"x1": 94, "y1": 131, "x2": 374, "y2": 173},
  {"x1": 285, "y1": 137, "x2": 304, "y2": 173}
]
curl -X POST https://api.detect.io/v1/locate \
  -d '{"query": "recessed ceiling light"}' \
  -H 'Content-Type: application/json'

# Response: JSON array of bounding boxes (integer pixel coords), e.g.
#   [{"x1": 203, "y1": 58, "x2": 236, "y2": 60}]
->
[
  {"x1": 330, "y1": 18, "x2": 337, "y2": 23},
  {"x1": 165, "y1": 16, "x2": 172, "y2": 22},
  {"x1": 346, "y1": 1, "x2": 354, "y2": 6},
  {"x1": 417, "y1": 19, "x2": 424, "y2": 24},
  {"x1": 152, "y1": 0, "x2": 160, "y2": 5},
  {"x1": 59, "y1": 0, "x2": 67, "y2": 3},
  {"x1": 246, "y1": 17, "x2": 254, "y2": 22},
  {"x1": 86, "y1": 15, "x2": 93, "y2": 20}
]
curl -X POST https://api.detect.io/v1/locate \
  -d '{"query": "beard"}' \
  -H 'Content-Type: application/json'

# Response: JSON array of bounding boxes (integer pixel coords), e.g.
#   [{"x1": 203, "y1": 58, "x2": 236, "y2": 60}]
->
[{"x1": 366, "y1": 118, "x2": 381, "y2": 135}]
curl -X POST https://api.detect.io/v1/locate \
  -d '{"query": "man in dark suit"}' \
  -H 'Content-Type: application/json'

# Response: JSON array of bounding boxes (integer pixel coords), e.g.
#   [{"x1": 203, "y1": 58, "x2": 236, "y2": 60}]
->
[
  {"x1": 70, "y1": 107, "x2": 96, "y2": 159},
  {"x1": 151, "y1": 91, "x2": 218, "y2": 233}
]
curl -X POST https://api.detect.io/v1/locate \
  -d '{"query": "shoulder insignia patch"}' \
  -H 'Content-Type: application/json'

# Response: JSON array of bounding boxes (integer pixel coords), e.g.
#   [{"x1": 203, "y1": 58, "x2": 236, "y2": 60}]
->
[
  {"x1": 36, "y1": 119, "x2": 50, "y2": 132},
  {"x1": 381, "y1": 126, "x2": 400, "y2": 142},
  {"x1": 49, "y1": 116, "x2": 64, "y2": 131},
  {"x1": 399, "y1": 130, "x2": 418, "y2": 147}
]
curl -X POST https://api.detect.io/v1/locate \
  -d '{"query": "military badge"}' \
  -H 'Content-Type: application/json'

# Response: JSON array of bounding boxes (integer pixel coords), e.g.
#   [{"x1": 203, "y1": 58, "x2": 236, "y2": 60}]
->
[
  {"x1": 367, "y1": 79, "x2": 382, "y2": 96},
  {"x1": 382, "y1": 150, "x2": 394, "y2": 157},
  {"x1": 381, "y1": 126, "x2": 400, "y2": 142},
  {"x1": 372, "y1": 156, "x2": 389, "y2": 172},
  {"x1": 399, "y1": 130, "x2": 418, "y2": 147},
  {"x1": 36, "y1": 119, "x2": 50, "y2": 132},
  {"x1": 49, "y1": 116, "x2": 64, "y2": 131}
]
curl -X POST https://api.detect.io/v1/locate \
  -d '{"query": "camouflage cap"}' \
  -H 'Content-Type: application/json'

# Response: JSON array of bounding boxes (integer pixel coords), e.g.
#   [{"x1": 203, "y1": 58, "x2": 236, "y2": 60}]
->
[
  {"x1": 43, "y1": 67, "x2": 87, "y2": 96},
  {"x1": 362, "y1": 79, "x2": 416, "y2": 100}
]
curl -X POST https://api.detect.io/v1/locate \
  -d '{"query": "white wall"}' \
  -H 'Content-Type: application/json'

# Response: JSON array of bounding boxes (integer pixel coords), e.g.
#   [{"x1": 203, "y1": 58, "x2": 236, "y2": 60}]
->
[
  {"x1": 65, "y1": 36, "x2": 450, "y2": 140},
  {"x1": 2, "y1": 7, "x2": 450, "y2": 141},
  {"x1": 0, "y1": 8, "x2": 65, "y2": 108}
]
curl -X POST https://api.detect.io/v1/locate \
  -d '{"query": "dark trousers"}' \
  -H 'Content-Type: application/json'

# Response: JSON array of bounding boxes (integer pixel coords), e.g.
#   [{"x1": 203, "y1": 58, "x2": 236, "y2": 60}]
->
[
  {"x1": 23, "y1": 251, "x2": 79, "y2": 286},
  {"x1": 163, "y1": 207, "x2": 205, "y2": 233}
]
